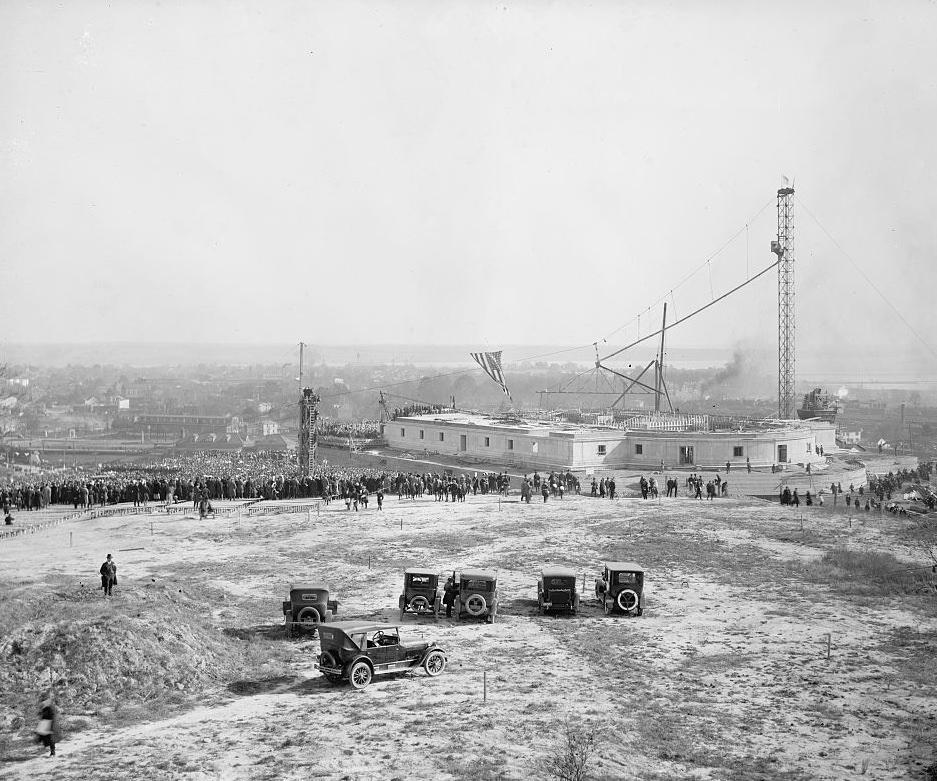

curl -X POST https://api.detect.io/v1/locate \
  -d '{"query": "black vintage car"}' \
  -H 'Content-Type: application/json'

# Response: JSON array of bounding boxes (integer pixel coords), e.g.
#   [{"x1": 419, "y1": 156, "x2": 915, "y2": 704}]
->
[
  {"x1": 594, "y1": 562, "x2": 646, "y2": 616},
  {"x1": 537, "y1": 565, "x2": 580, "y2": 615},
  {"x1": 398, "y1": 568, "x2": 442, "y2": 620},
  {"x1": 454, "y1": 569, "x2": 499, "y2": 623},
  {"x1": 282, "y1": 583, "x2": 339, "y2": 636},
  {"x1": 314, "y1": 621, "x2": 448, "y2": 690}
]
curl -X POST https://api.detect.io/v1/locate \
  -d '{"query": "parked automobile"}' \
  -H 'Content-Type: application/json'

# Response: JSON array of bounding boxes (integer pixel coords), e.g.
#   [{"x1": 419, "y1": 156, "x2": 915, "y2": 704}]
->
[
  {"x1": 594, "y1": 562, "x2": 645, "y2": 616},
  {"x1": 454, "y1": 569, "x2": 499, "y2": 623},
  {"x1": 282, "y1": 583, "x2": 339, "y2": 636},
  {"x1": 398, "y1": 568, "x2": 441, "y2": 620},
  {"x1": 314, "y1": 621, "x2": 448, "y2": 689},
  {"x1": 537, "y1": 565, "x2": 579, "y2": 615}
]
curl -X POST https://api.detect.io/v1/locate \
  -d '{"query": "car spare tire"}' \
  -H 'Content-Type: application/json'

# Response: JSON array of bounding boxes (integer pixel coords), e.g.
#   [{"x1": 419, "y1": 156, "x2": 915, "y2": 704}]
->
[
  {"x1": 297, "y1": 606, "x2": 321, "y2": 625},
  {"x1": 464, "y1": 594, "x2": 487, "y2": 617},
  {"x1": 616, "y1": 588, "x2": 639, "y2": 612},
  {"x1": 319, "y1": 651, "x2": 342, "y2": 683},
  {"x1": 409, "y1": 595, "x2": 431, "y2": 612}
]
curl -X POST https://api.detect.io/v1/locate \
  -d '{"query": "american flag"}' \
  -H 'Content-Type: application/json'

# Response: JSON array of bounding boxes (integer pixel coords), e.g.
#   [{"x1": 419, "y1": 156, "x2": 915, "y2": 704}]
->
[{"x1": 470, "y1": 350, "x2": 511, "y2": 399}]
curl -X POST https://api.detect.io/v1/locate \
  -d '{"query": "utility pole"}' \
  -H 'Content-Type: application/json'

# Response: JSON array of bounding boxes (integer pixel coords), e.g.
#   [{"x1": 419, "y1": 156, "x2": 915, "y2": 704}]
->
[
  {"x1": 298, "y1": 341, "x2": 305, "y2": 395},
  {"x1": 655, "y1": 303, "x2": 667, "y2": 413},
  {"x1": 771, "y1": 182, "x2": 795, "y2": 419}
]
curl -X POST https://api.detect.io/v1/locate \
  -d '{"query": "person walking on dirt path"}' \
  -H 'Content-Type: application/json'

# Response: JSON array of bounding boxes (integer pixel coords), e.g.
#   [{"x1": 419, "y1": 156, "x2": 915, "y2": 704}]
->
[
  {"x1": 100, "y1": 553, "x2": 117, "y2": 597},
  {"x1": 747, "y1": 457, "x2": 751, "y2": 473},
  {"x1": 726, "y1": 461, "x2": 730, "y2": 474},
  {"x1": 34, "y1": 692, "x2": 58, "y2": 757},
  {"x1": 376, "y1": 487, "x2": 383, "y2": 510},
  {"x1": 541, "y1": 482, "x2": 549, "y2": 503}
]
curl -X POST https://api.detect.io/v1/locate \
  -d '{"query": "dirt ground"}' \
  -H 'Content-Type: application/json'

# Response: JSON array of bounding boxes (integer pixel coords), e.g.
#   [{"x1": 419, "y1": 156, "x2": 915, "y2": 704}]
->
[{"x1": 1, "y1": 490, "x2": 935, "y2": 781}]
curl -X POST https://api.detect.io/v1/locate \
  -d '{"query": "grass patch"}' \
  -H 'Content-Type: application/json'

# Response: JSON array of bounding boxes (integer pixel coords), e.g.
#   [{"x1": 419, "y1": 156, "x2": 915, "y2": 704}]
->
[{"x1": 801, "y1": 548, "x2": 937, "y2": 596}]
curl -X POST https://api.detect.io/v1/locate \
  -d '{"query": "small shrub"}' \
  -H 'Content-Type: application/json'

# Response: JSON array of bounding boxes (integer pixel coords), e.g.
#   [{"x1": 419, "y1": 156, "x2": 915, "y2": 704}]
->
[{"x1": 543, "y1": 718, "x2": 595, "y2": 781}]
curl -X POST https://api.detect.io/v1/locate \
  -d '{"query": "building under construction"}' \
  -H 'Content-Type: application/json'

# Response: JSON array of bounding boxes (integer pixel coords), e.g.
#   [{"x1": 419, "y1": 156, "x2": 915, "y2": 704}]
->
[{"x1": 383, "y1": 410, "x2": 836, "y2": 473}]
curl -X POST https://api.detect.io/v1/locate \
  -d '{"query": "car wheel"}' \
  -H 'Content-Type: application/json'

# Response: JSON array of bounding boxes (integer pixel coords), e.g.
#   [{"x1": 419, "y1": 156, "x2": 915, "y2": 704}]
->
[
  {"x1": 423, "y1": 650, "x2": 446, "y2": 677},
  {"x1": 349, "y1": 660, "x2": 373, "y2": 690},
  {"x1": 409, "y1": 595, "x2": 431, "y2": 613},
  {"x1": 296, "y1": 606, "x2": 321, "y2": 630},
  {"x1": 464, "y1": 594, "x2": 487, "y2": 617},
  {"x1": 319, "y1": 651, "x2": 342, "y2": 684},
  {"x1": 617, "y1": 589, "x2": 639, "y2": 613}
]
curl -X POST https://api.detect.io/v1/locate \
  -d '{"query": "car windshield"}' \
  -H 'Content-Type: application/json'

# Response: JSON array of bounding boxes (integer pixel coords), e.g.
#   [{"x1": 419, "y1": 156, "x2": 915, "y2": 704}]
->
[
  {"x1": 463, "y1": 579, "x2": 491, "y2": 591},
  {"x1": 369, "y1": 629, "x2": 400, "y2": 646}
]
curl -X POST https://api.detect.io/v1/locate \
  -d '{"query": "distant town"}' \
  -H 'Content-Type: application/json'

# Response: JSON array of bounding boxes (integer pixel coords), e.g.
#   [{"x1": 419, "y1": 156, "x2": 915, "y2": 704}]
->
[{"x1": 0, "y1": 350, "x2": 934, "y2": 474}]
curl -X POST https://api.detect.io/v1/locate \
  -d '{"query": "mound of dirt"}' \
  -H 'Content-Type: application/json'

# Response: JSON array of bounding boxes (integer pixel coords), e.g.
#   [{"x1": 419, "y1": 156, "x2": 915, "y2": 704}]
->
[{"x1": 0, "y1": 581, "x2": 252, "y2": 725}]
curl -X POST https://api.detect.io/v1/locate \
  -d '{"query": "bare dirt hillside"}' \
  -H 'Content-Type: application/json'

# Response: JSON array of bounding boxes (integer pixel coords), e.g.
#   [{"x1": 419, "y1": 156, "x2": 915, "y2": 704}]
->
[{"x1": 1, "y1": 492, "x2": 935, "y2": 781}]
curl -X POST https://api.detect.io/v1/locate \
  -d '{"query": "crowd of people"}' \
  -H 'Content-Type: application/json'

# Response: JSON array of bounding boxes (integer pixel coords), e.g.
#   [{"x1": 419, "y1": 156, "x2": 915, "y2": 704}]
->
[
  {"x1": 1, "y1": 449, "x2": 934, "y2": 519},
  {"x1": 316, "y1": 419, "x2": 381, "y2": 439},
  {"x1": 0, "y1": 449, "x2": 540, "y2": 516}
]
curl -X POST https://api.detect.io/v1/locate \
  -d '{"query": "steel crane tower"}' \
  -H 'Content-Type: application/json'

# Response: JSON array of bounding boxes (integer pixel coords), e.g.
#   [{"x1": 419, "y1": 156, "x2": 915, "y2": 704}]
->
[
  {"x1": 771, "y1": 185, "x2": 795, "y2": 419},
  {"x1": 299, "y1": 387, "x2": 319, "y2": 477}
]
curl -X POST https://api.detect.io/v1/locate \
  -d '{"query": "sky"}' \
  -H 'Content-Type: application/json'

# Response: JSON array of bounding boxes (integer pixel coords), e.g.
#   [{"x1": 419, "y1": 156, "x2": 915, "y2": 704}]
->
[{"x1": 1, "y1": 0, "x2": 936, "y2": 372}]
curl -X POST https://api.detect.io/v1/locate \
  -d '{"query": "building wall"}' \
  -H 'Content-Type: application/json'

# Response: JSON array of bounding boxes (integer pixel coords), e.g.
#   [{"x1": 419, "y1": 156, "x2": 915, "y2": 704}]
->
[{"x1": 385, "y1": 418, "x2": 828, "y2": 472}]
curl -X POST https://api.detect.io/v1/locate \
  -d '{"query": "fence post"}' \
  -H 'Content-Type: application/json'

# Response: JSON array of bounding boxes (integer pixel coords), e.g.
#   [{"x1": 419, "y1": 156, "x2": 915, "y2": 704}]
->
[{"x1": 483, "y1": 670, "x2": 487, "y2": 703}]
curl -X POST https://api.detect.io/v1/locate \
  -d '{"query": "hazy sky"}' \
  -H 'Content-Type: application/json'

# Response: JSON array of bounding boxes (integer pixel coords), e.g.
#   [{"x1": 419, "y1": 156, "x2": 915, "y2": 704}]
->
[{"x1": 2, "y1": 1, "x2": 935, "y2": 368}]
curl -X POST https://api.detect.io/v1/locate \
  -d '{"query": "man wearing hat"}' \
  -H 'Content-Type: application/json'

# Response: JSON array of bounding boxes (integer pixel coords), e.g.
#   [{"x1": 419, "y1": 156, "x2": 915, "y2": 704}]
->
[{"x1": 99, "y1": 553, "x2": 117, "y2": 597}]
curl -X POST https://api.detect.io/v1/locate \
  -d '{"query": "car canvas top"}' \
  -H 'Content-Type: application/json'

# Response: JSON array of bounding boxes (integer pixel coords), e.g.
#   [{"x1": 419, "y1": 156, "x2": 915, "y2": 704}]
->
[
  {"x1": 403, "y1": 567, "x2": 437, "y2": 575},
  {"x1": 288, "y1": 583, "x2": 331, "y2": 592},
  {"x1": 460, "y1": 569, "x2": 496, "y2": 580},
  {"x1": 322, "y1": 620, "x2": 401, "y2": 635},
  {"x1": 541, "y1": 565, "x2": 577, "y2": 578},
  {"x1": 603, "y1": 562, "x2": 645, "y2": 572}
]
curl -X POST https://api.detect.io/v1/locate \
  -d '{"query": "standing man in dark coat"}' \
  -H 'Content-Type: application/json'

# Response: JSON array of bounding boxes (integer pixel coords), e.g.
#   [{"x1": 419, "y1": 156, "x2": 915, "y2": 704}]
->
[
  {"x1": 100, "y1": 553, "x2": 117, "y2": 597},
  {"x1": 443, "y1": 576, "x2": 457, "y2": 618}
]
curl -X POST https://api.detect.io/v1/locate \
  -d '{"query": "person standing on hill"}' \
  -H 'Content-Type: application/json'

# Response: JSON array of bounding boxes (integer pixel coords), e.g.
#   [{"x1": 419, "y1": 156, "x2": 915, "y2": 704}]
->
[{"x1": 100, "y1": 553, "x2": 117, "y2": 597}]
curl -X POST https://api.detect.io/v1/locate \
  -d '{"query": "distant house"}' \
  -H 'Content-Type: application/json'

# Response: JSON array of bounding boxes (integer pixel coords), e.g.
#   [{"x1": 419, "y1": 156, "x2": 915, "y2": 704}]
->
[
  {"x1": 841, "y1": 429, "x2": 862, "y2": 445},
  {"x1": 257, "y1": 402, "x2": 273, "y2": 414}
]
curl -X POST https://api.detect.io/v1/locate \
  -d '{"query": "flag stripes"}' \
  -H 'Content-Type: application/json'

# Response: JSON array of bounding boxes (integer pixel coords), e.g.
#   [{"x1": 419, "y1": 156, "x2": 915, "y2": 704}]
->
[{"x1": 470, "y1": 350, "x2": 511, "y2": 399}]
